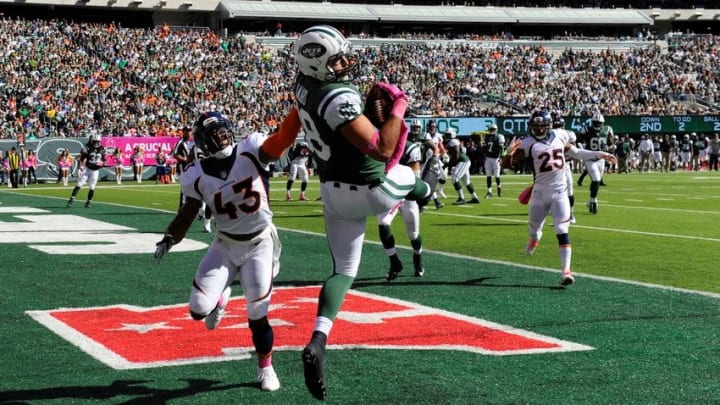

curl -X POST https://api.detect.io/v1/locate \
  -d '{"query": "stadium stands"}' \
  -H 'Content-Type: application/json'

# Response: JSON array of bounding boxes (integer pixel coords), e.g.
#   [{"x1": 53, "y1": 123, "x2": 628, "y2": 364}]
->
[{"x1": 0, "y1": 2, "x2": 718, "y2": 140}]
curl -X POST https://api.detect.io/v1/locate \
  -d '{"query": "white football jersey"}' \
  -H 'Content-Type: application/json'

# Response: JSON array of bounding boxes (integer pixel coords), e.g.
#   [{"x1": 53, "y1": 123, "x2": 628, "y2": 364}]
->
[
  {"x1": 424, "y1": 131, "x2": 443, "y2": 161},
  {"x1": 518, "y1": 128, "x2": 570, "y2": 190},
  {"x1": 181, "y1": 132, "x2": 272, "y2": 236}
]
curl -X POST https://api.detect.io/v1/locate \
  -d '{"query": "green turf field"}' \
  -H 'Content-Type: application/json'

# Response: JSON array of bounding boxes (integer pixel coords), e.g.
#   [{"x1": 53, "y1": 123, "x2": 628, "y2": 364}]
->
[{"x1": 1, "y1": 172, "x2": 719, "y2": 404}]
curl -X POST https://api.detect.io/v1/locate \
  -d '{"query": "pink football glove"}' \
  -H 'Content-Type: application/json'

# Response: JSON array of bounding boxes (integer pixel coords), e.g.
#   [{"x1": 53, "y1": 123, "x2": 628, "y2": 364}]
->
[
  {"x1": 374, "y1": 82, "x2": 407, "y2": 102},
  {"x1": 375, "y1": 82, "x2": 409, "y2": 119}
]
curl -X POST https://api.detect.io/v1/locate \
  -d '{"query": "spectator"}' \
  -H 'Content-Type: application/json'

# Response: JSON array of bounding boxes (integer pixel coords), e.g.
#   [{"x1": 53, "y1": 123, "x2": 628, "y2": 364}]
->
[
  {"x1": 638, "y1": 134, "x2": 654, "y2": 173},
  {"x1": 708, "y1": 133, "x2": 720, "y2": 171},
  {"x1": 7, "y1": 147, "x2": 20, "y2": 188},
  {"x1": 26, "y1": 150, "x2": 38, "y2": 184},
  {"x1": 58, "y1": 149, "x2": 74, "y2": 186}
]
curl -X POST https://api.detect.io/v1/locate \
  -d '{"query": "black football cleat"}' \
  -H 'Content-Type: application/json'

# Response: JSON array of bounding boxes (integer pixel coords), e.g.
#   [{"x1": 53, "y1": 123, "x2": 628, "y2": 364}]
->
[
  {"x1": 588, "y1": 202, "x2": 598, "y2": 214},
  {"x1": 561, "y1": 272, "x2": 575, "y2": 286},
  {"x1": 413, "y1": 253, "x2": 424, "y2": 277},
  {"x1": 66, "y1": 199, "x2": 73, "y2": 208},
  {"x1": 386, "y1": 258, "x2": 403, "y2": 281},
  {"x1": 302, "y1": 337, "x2": 328, "y2": 400},
  {"x1": 84, "y1": 201, "x2": 91, "y2": 208}
]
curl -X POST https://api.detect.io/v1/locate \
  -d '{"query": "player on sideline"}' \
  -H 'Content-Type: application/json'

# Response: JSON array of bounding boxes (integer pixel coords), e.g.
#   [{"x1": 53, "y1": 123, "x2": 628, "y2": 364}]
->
[
  {"x1": 483, "y1": 123, "x2": 505, "y2": 198},
  {"x1": 509, "y1": 110, "x2": 616, "y2": 286},
  {"x1": 154, "y1": 108, "x2": 301, "y2": 392},
  {"x1": 66, "y1": 134, "x2": 106, "y2": 208},
  {"x1": 285, "y1": 141, "x2": 311, "y2": 201},
  {"x1": 291, "y1": 25, "x2": 433, "y2": 400}
]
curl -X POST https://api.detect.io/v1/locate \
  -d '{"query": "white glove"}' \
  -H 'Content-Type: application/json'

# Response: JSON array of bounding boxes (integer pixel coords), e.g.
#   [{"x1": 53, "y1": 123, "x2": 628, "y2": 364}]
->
[{"x1": 154, "y1": 235, "x2": 174, "y2": 262}]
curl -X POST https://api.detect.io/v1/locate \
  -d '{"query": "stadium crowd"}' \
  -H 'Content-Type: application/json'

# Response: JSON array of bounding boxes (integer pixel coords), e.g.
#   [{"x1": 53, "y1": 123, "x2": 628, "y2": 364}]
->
[{"x1": 0, "y1": 17, "x2": 718, "y2": 140}]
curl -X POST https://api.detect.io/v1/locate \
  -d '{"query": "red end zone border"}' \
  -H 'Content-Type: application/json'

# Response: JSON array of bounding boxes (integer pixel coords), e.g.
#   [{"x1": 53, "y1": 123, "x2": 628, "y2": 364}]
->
[{"x1": 26, "y1": 286, "x2": 593, "y2": 370}]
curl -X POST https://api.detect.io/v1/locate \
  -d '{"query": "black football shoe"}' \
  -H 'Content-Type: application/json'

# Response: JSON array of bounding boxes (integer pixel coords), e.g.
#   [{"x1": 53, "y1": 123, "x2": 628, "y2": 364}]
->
[{"x1": 302, "y1": 332, "x2": 328, "y2": 400}]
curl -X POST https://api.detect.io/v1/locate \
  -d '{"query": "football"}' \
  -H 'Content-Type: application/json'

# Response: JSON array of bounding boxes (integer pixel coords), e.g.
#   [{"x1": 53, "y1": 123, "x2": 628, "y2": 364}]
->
[{"x1": 363, "y1": 83, "x2": 395, "y2": 128}]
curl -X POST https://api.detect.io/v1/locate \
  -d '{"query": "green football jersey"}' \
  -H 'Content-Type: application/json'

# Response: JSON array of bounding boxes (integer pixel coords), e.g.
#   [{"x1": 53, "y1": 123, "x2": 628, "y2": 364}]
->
[
  {"x1": 579, "y1": 124, "x2": 614, "y2": 152},
  {"x1": 294, "y1": 75, "x2": 385, "y2": 185}
]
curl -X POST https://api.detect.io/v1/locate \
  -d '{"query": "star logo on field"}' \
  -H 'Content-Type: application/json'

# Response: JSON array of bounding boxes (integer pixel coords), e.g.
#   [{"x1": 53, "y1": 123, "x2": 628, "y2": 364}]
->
[{"x1": 107, "y1": 322, "x2": 181, "y2": 334}]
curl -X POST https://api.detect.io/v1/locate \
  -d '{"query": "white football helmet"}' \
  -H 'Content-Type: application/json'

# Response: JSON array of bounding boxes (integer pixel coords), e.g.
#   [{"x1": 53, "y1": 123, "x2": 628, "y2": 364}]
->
[
  {"x1": 409, "y1": 120, "x2": 422, "y2": 141},
  {"x1": 89, "y1": 133, "x2": 102, "y2": 148},
  {"x1": 591, "y1": 112, "x2": 605, "y2": 130},
  {"x1": 488, "y1": 123, "x2": 498, "y2": 133},
  {"x1": 444, "y1": 128, "x2": 457, "y2": 141},
  {"x1": 293, "y1": 25, "x2": 356, "y2": 82}
]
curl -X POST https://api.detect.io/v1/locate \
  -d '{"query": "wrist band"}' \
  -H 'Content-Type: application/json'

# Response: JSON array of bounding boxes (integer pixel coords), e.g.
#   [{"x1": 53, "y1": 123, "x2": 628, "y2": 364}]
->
[{"x1": 362, "y1": 130, "x2": 380, "y2": 154}]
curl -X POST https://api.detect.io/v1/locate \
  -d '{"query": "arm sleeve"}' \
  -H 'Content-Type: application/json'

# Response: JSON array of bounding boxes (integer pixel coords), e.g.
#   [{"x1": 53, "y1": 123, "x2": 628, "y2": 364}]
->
[{"x1": 566, "y1": 145, "x2": 603, "y2": 160}]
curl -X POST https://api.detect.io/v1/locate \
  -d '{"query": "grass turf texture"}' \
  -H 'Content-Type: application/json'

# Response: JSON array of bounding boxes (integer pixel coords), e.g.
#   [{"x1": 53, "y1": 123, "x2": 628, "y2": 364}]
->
[{"x1": 1, "y1": 171, "x2": 719, "y2": 404}]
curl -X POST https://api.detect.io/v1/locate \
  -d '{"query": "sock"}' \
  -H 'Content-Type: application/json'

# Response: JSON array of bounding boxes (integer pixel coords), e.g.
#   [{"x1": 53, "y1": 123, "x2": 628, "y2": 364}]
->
[
  {"x1": 410, "y1": 235, "x2": 422, "y2": 253},
  {"x1": 314, "y1": 317, "x2": 333, "y2": 339},
  {"x1": 249, "y1": 317, "x2": 274, "y2": 367},
  {"x1": 317, "y1": 274, "x2": 354, "y2": 321}
]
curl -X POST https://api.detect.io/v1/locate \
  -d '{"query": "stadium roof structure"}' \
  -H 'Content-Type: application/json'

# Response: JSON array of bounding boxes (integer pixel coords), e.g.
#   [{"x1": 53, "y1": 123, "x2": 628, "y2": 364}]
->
[{"x1": 219, "y1": 1, "x2": 654, "y2": 25}]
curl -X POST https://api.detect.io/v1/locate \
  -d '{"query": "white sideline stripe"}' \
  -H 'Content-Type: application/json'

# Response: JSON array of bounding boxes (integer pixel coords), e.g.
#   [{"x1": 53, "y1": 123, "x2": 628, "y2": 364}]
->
[{"x1": 6, "y1": 192, "x2": 720, "y2": 299}]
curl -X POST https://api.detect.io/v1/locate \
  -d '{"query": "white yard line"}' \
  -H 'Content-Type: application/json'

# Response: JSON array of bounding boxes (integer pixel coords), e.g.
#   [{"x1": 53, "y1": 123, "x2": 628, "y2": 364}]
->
[{"x1": 282, "y1": 227, "x2": 720, "y2": 300}]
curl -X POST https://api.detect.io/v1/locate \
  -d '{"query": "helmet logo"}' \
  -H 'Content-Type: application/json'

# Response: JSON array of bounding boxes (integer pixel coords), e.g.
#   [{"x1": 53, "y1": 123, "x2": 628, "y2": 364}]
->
[{"x1": 300, "y1": 43, "x2": 326, "y2": 59}]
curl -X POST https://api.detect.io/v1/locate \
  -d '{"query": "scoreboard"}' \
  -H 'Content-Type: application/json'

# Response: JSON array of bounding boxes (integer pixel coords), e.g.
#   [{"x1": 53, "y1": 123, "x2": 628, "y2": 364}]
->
[
  {"x1": 562, "y1": 115, "x2": 720, "y2": 135},
  {"x1": 406, "y1": 115, "x2": 720, "y2": 137}
]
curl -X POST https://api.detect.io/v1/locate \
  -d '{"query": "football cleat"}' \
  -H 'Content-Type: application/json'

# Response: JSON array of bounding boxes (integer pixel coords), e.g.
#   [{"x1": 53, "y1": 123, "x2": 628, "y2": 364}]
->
[
  {"x1": 588, "y1": 202, "x2": 598, "y2": 214},
  {"x1": 285, "y1": 193, "x2": 293, "y2": 201},
  {"x1": 485, "y1": 192, "x2": 493, "y2": 199},
  {"x1": 525, "y1": 239, "x2": 539, "y2": 256},
  {"x1": 413, "y1": 253, "x2": 424, "y2": 277},
  {"x1": 434, "y1": 199, "x2": 444, "y2": 209},
  {"x1": 452, "y1": 199, "x2": 466, "y2": 205},
  {"x1": 469, "y1": 197, "x2": 481, "y2": 204},
  {"x1": 299, "y1": 194, "x2": 308, "y2": 201},
  {"x1": 561, "y1": 271, "x2": 575, "y2": 286},
  {"x1": 84, "y1": 201, "x2": 91, "y2": 208},
  {"x1": 386, "y1": 256, "x2": 403, "y2": 281},
  {"x1": 570, "y1": 213, "x2": 576, "y2": 224},
  {"x1": 257, "y1": 366, "x2": 281, "y2": 392},
  {"x1": 302, "y1": 337, "x2": 328, "y2": 400},
  {"x1": 66, "y1": 198, "x2": 74, "y2": 208},
  {"x1": 203, "y1": 218, "x2": 212, "y2": 233},
  {"x1": 205, "y1": 287, "x2": 231, "y2": 330},
  {"x1": 497, "y1": 187, "x2": 502, "y2": 197}
]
